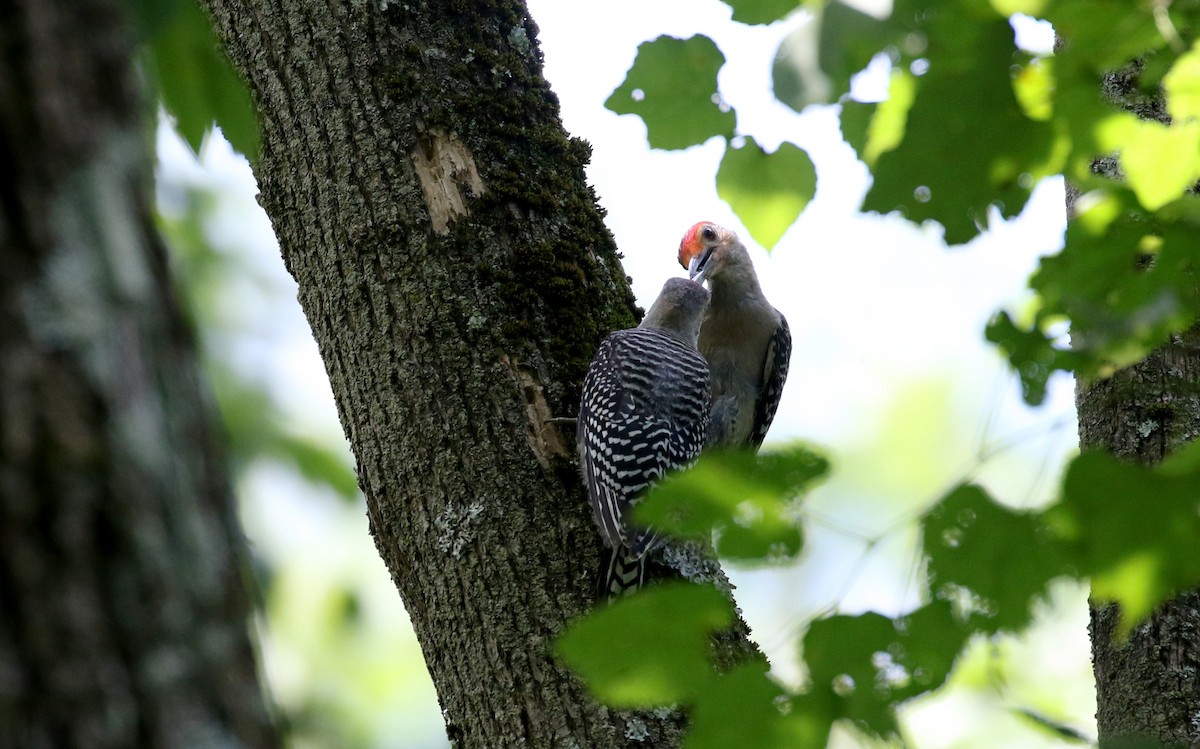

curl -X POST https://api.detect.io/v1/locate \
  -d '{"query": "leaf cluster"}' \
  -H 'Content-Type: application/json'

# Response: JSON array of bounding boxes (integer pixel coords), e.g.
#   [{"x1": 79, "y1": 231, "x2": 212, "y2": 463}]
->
[
  {"x1": 606, "y1": 33, "x2": 816, "y2": 248},
  {"x1": 559, "y1": 439, "x2": 1200, "y2": 747}
]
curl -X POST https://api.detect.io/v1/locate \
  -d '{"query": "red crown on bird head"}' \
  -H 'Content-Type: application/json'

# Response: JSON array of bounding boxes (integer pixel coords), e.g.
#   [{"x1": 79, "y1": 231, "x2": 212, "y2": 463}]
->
[{"x1": 678, "y1": 221, "x2": 716, "y2": 269}]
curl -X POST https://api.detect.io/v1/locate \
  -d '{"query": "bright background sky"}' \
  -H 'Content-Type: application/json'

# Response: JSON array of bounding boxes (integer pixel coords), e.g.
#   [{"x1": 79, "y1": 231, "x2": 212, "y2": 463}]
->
[{"x1": 156, "y1": 2, "x2": 1094, "y2": 747}]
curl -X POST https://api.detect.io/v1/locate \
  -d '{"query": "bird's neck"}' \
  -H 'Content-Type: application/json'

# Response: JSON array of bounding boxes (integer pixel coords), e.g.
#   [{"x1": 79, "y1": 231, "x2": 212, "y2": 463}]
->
[{"x1": 710, "y1": 273, "x2": 764, "y2": 308}]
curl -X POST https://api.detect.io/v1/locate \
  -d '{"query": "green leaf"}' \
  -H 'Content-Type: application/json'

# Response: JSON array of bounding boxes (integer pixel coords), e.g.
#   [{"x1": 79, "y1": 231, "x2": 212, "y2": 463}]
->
[
  {"x1": 838, "y1": 100, "x2": 877, "y2": 157},
  {"x1": 773, "y1": 1, "x2": 893, "y2": 109},
  {"x1": 1164, "y1": 42, "x2": 1200, "y2": 124},
  {"x1": 209, "y1": 368, "x2": 359, "y2": 500},
  {"x1": 861, "y1": 70, "x2": 916, "y2": 168},
  {"x1": 863, "y1": 12, "x2": 1060, "y2": 243},
  {"x1": 1012, "y1": 55, "x2": 1054, "y2": 122},
  {"x1": 144, "y1": 0, "x2": 259, "y2": 160},
  {"x1": 772, "y1": 23, "x2": 827, "y2": 112},
  {"x1": 721, "y1": 0, "x2": 804, "y2": 25},
  {"x1": 686, "y1": 660, "x2": 821, "y2": 749},
  {"x1": 276, "y1": 434, "x2": 360, "y2": 500},
  {"x1": 895, "y1": 602, "x2": 970, "y2": 693},
  {"x1": 555, "y1": 583, "x2": 732, "y2": 706},
  {"x1": 715, "y1": 138, "x2": 816, "y2": 250},
  {"x1": 1042, "y1": 1, "x2": 1160, "y2": 72},
  {"x1": 1097, "y1": 116, "x2": 1200, "y2": 211},
  {"x1": 803, "y1": 612, "x2": 899, "y2": 736},
  {"x1": 984, "y1": 311, "x2": 1081, "y2": 406},
  {"x1": 1049, "y1": 449, "x2": 1200, "y2": 634},
  {"x1": 636, "y1": 444, "x2": 828, "y2": 562},
  {"x1": 605, "y1": 35, "x2": 736, "y2": 151},
  {"x1": 1026, "y1": 190, "x2": 1200, "y2": 379},
  {"x1": 923, "y1": 484, "x2": 1069, "y2": 633},
  {"x1": 990, "y1": 0, "x2": 1047, "y2": 14},
  {"x1": 802, "y1": 602, "x2": 969, "y2": 738},
  {"x1": 816, "y1": 1, "x2": 894, "y2": 100},
  {"x1": 129, "y1": 0, "x2": 187, "y2": 37}
]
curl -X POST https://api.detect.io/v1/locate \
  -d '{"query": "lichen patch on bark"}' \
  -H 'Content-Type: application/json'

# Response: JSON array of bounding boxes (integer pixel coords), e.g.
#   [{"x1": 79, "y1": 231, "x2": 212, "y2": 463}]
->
[{"x1": 411, "y1": 128, "x2": 484, "y2": 234}]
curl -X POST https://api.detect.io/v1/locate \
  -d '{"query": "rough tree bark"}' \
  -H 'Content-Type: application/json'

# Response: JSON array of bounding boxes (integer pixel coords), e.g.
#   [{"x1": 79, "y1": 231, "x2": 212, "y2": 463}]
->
[
  {"x1": 0, "y1": 0, "x2": 277, "y2": 747},
  {"x1": 1074, "y1": 61, "x2": 1200, "y2": 747},
  {"x1": 197, "y1": 1, "x2": 756, "y2": 747},
  {"x1": 1077, "y1": 336, "x2": 1200, "y2": 747}
]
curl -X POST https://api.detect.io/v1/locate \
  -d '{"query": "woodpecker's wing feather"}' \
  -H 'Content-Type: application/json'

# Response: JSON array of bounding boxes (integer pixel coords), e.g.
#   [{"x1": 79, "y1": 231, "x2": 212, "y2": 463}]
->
[
  {"x1": 577, "y1": 328, "x2": 710, "y2": 559},
  {"x1": 748, "y1": 311, "x2": 791, "y2": 449}
]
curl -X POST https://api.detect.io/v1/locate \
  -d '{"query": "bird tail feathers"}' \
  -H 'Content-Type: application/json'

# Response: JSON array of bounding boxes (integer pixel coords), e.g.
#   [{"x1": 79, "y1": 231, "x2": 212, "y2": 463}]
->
[{"x1": 596, "y1": 547, "x2": 647, "y2": 602}]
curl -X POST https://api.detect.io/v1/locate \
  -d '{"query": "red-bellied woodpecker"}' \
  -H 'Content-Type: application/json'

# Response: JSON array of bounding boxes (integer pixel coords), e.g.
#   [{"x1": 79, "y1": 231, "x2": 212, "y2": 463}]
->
[
  {"x1": 678, "y1": 221, "x2": 791, "y2": 449},
  {"x1": 577, "y1": 277, "x2": 712, "y2": 599}
]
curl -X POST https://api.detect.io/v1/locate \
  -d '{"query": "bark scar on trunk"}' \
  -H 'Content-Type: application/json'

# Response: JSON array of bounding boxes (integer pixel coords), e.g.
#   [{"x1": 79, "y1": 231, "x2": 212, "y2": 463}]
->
[
  {"x1": 411, "y1": 128, "x2": 485, "y2": 234},
  {"x1": 501, "y1": 354, "x2": 571, "y2": 468}
]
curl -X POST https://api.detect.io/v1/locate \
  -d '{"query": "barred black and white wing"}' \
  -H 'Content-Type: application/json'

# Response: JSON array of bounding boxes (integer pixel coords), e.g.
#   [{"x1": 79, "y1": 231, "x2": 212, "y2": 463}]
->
[
  {"x1": 577, "y1": 328, "x2": 711, "y2": 562},
  {"x1": 748, "y1": 311, "x2": 791, "y2": 450}
]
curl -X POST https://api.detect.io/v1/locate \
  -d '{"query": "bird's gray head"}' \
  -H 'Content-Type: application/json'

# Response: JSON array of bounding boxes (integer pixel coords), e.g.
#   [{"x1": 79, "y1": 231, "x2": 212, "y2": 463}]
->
[{"x1": 638, "y1": 277, "x2": 710, "y2": 346}]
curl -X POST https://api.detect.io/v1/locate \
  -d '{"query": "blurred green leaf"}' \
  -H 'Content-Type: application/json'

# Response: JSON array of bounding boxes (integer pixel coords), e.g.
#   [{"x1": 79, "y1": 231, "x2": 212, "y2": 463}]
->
[
  {"x1": 785, "y1": 692, "x2": 838, "y2": 749},
  {"x1": 989, "y1": 182, "x2": 1200, "y2": 400},
  {"x1": 984, "y1": 311, "x2": 1079, "y2": 407},
  {"x1": 276, "y1": 433, "x2": 360, "y2": 499},
  {"x1": 636, "y1": 444, "x2": 827, "y2": 562},
  {"x1": 895, "y1": 602, "x2": 969, "y2": 694},
  {"x1": 1042, "y1": 1, "x2": 1161, "y2": 72},
  {"x1": 715, "y1": 138, "x2": 816, "y2": 250},
  {"x1": 1164, "y1": 42, "x2": 1200, "y2": 123},
  {"x1": 605, "y1": 35, "x2": 736, "y2": 150},
  {"x1": 1049, "y1": 448, "x2": 1200, "y2": 634},
  {"x1": 864, "y1": 8, "x2": 1060, "y2": 243},
  {"x1": 143, "y1": 0, "x2": 259, "y2": 159},
  {"x1": 211, "y1": 368, "x2": 359, "y2": 500},
  {"x1": 923, "y1": 484, "x2": 1069, "y2": 633},
  {"x1": 1096, "y1": 115, "x2": 1200, "y2": 211},
  {"x1": 1012, "y1": 55, "x2": 1054, "y2": 122},
  {"x1": 128, "y1": 0, "x2": 187, "y2": 37},
  {"x1": 772, "y1": 23, "x2": 826, "y2": 112},
  {"x1": 838, "y1": 100, "x2": 877, "y2": 157},
  {"x1": 721, "y1": 0, "x2": 805, "y2": 25},
  {"x1": 816, "y1": 1, "x2": 893, "y2": 100},
  {"x1": 1030, "y1": 190, "x2": 1200, "y2": 378},
  {"x1": 990, "y1": 0, "x2": 1047, "y2": 13},
  {"x1": 860, "y1": 70, "x2": 916, "y2": 168},
  {"x1": 802, "y1": 601, "x2": 969, "y2": 738},
  {"x1": 686, "y1": 659, "x2": 818, "y2": 749},
  {"x1": 555, "y1": 583, "x2": 732, "y2": 706}
]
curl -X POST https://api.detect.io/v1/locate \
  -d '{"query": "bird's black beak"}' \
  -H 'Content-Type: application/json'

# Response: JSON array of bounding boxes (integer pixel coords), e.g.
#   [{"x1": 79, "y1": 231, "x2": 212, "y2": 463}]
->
[{"x1": 688, "y1": 247, "x2": 714, "y2": 284}]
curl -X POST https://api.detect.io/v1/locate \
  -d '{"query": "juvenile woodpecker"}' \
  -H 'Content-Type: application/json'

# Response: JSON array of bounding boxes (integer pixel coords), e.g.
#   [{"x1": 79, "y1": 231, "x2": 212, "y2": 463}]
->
[
  {"x1": 577, "y1": 277, "x2": 712, "y2": 599},
  {"x1": 678, "y1": 221, "x2": 791, "y2": 449}
]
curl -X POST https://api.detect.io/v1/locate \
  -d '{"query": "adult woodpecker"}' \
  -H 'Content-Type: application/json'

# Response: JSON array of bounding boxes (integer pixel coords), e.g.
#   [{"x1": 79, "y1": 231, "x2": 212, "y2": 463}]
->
[
  {"x1": 577, "y1": 277, "x2": 712, "y2": 599},
  {"x1": 678, "y1": 221, "x2": 791, "y2": 449}
]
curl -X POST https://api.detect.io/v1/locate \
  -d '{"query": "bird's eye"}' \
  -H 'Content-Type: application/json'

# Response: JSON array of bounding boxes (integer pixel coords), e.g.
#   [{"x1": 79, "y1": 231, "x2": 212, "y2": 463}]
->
[{"x1": 701, "y1": 226, "x2": 717, "y2": 241}]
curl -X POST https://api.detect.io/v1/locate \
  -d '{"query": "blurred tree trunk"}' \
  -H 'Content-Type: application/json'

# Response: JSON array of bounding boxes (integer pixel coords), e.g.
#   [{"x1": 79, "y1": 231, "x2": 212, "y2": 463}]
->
[
  {"x1": 0, "y1": 1, "x2": 277, "y2": 747},
  {"x1": 1074, "y1": 61, "x2": 1200, "y2": 747},
  {"x1": 197, "y1": 1, "x2": 755, "y2": 747}
]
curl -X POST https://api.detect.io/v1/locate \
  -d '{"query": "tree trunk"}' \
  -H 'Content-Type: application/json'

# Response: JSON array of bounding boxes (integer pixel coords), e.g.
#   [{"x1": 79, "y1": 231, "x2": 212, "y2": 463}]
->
[
  {"x1": 1077, "y1": 335, "x2": 1200, "y2": 747},
  {"x1": 0, "y1": 1, "x2": 277, "y2": 747},
  {"x1": 1075, "y1": 61, "x2": 1200, "y2": 748},
  {"x1": 196, "y1": 1, "x2": 756, "y2": 747}
]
